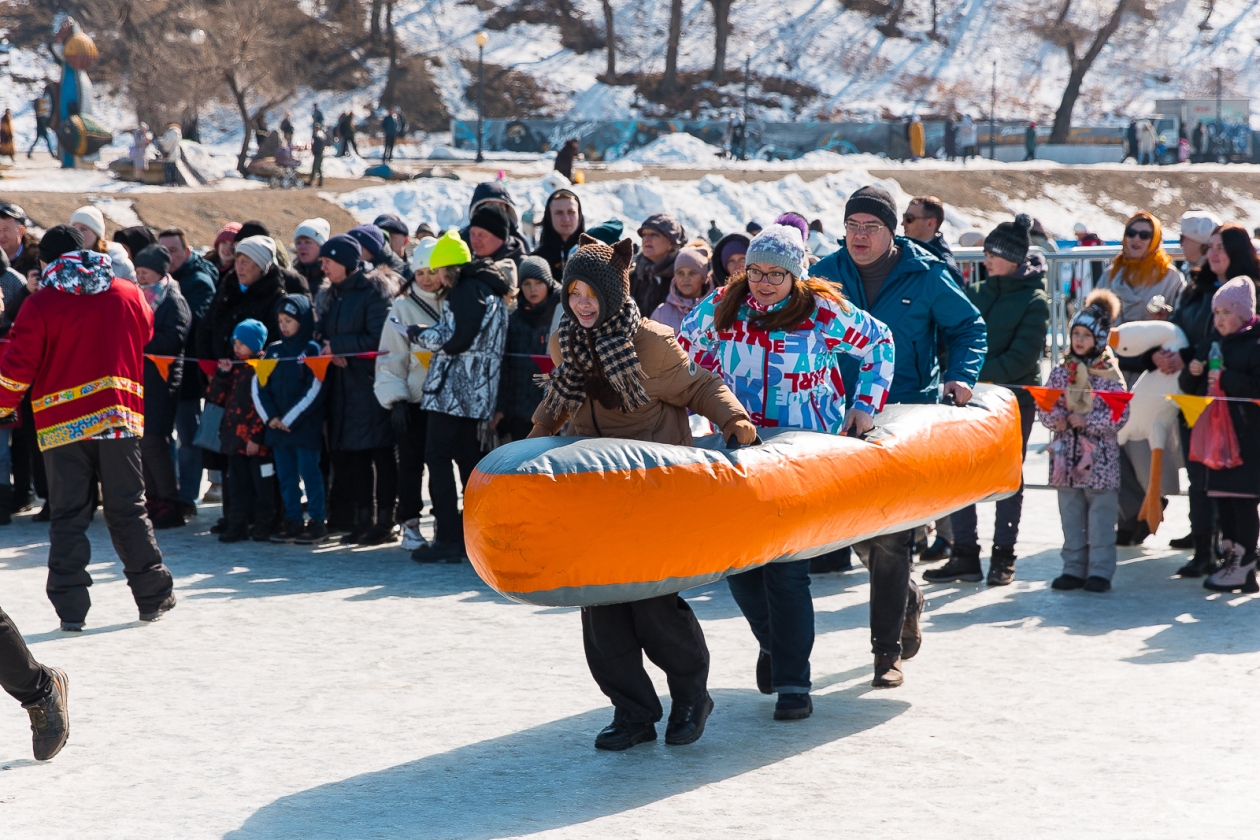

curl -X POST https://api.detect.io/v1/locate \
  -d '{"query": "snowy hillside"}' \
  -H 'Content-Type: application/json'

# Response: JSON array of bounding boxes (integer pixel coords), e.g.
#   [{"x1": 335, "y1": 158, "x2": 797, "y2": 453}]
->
[{"x1": 386, "y1": 0, "x2": 1260, "y2": 124}]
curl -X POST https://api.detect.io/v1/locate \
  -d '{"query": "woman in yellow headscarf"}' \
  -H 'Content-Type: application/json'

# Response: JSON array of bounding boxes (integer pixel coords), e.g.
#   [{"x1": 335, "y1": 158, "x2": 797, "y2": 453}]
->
[{"x1": 1099, "y1": 211, "x2": 1185, "y2": 326}]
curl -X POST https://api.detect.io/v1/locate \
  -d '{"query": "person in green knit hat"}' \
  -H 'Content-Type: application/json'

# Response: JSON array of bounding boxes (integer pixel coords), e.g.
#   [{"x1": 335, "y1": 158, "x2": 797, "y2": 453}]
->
[{"x1": 924, "y1": 214, "x2": 1051, "y2": 586}]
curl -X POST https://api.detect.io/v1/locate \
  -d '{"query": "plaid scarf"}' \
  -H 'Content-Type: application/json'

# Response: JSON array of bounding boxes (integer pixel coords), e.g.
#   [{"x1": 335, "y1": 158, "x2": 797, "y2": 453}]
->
[{"x1": 539, "y1": 298, "x2": 649, "y2": 417}]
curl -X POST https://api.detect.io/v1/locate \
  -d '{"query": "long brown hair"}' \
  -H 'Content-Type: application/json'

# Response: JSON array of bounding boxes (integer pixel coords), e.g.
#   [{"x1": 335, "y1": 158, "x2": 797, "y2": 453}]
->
[
  {"x1": 1214, "y1": 222, "x2": 1260, "y2": 281},
  {"x1": 713, "y1": 271, "x2": 850, "y2": 332}
]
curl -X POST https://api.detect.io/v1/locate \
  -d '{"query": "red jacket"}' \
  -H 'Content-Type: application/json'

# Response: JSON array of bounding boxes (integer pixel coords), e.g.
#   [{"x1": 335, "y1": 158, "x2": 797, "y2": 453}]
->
[{"x1": 0, "y1": 252, "x2": 152, "y2": 450}]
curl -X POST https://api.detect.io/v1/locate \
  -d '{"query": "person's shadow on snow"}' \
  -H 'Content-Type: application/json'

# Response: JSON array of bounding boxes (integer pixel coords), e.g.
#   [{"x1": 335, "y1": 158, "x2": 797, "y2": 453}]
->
[{"x1": 225, "y1": 680, "x2": 905, "y2": 840}]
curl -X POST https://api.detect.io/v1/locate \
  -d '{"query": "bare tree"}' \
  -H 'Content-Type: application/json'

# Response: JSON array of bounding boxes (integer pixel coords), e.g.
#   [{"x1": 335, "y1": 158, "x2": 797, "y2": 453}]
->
[
  {"x1": 709, "y1": 0, "x2": 735, "y2": 82},
  {"x1": 663, "y1": 0, "x2": 683, "y2": 91},
  {"x1": 203, "y1": 0, "x2": 311, "y2": 173},
  {"x1": 1045, "y1": 0, "x2": 1135, "y2": 143},
  {"x1": 369, "y1": 0, "x2": 383, "y2": 48},
  {"x1": 602, "y1": 0, "x2": 616, "y2": 80},
  {"x1": 877, "y1": 0, "x2": 907, "y2": 37}
]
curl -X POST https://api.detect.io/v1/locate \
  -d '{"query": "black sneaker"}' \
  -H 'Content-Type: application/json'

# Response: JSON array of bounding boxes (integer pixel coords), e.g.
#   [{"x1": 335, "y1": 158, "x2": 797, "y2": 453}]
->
[
  {"x1": 218, "y1": 525, "x2": 249, "y2": 543},
  {"x1": 424, "y1": 541, "x2": 466, "y2": 564},
  {"x1": 594, "y1": 719, "x2": 657, "y2": 751},
  {"x1": 59, "y1": 621, "x2": 84, "y2": 632},
  {"x1": 773, "y1": 693, "x2": 813, "y2": 721},
  {"x1": 1051, "y1": 574, "x2": 1086, "y2": 590},
  {"x1": 1083, "y1": 576, "x2": 1112, "y2": 593},
  {"x1": 756, "y1": 650, "x2": 773, "y2": 695},
  {"x1": 23, "y1": 667, "x2": 69, "y2": 761},
  {"x1": 919, "y1": 537, "x2": 952, "y2": 563},
  {"x1": 296, "y1": 520, "x2": 328, "y2": 545},
  {"x1": 340, "y1": 525, "x2": 370, "y2": 546},
  {"x1": 359, "y1": 521, "x2": 398, "y2": 546},
  {"x1": 665, "y1": 693, "x2": 713, "y2": 746},
  {"x1": 1169, "y1": 532, "x2": 1194, "y2": 549},
  {"x1": 139, "y1": 594, "x2": 177, "y2": 622},
  {"x1": 923, "y1": 545, "x2": 983, "y2": 583},
  {"x1": 271, "y1": 520, "x2": 303, "y2": 543}
]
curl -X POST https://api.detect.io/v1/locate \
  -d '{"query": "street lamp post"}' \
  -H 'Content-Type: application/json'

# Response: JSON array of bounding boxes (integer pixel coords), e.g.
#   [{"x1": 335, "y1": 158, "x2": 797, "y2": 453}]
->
[
  {"x1": 475, "y1": 30, "x2": 488, "y2": 163},
  {"x1": 989, "y1": 48, "x2": 1000, "y2": 160}
]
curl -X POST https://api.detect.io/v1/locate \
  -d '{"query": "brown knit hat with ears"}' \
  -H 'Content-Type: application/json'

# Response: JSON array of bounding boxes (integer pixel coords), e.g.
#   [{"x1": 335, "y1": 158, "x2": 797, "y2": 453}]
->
[{"x1": 561, "y1": 234, "x2": 634, "y2": 327}]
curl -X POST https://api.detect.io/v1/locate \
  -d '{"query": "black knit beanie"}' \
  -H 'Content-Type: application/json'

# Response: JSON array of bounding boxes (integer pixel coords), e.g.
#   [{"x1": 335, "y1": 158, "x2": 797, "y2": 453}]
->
[
  {"x1": 133, "y1": 243, "x2": 172, "y2": 276},
  {"x1": 984, "y1": 213, "x2": 1033, "y2": 265},
  {"x1": 561, "y1": 234, "x2": 634, "y2": 328},
  {"x1": 234, "y1": 220, "x2": 271, "y2": 243},
  {"x1": 39, "y1": 225, "x2": 85, "y2": 263},
  {"x1": 469, "y1": 204, "x2": 510, "y2": 242},
  {"x1": 844, "y1": 185, "x2": 899, "y2": 232}
]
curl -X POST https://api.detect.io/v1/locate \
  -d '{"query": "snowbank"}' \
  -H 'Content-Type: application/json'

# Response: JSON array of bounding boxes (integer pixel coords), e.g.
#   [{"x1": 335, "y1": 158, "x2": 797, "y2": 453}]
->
[
  {"x1": 337, "y1": 168, "x2": 981, "y2": 245},
  {"x1": 624, "y1": 134, "x2": 729, "y2": 165}
]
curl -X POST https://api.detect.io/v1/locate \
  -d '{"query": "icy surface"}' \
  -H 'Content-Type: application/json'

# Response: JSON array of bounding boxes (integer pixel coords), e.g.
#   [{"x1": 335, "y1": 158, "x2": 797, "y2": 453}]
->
[{"x1": 0, "y1": 474, "x2": 1255, "y2": 837}]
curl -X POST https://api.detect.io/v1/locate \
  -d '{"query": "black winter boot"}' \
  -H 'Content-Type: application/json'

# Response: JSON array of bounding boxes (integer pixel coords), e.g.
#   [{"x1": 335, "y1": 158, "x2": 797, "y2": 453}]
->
[
  {"x1": 341, "y1": 507, "x2": 374, "y2": 545},
  {"x1": 923, "y1": 544, "x2": 983, "y2": 583},
  {"x1": 0, "y1": 486, "x2": 12, "y2": 525},
  {"x1": 360, "y1": 509, "x2": 398, "y2": 546},
  {"x1": 987, "y1": 545, "x2": 1017, "y2": 586},
  {"x1": 1176, "y1": 532, "x2": 1218, "y2": 578}
]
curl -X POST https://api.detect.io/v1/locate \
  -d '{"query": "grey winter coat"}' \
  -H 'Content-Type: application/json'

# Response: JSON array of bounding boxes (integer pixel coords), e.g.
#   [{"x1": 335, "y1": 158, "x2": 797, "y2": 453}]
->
[
  {"x1": 321, "y1": 266, "x2": 398, "y2": 450},
  {"x1": 414, "y1": 258, "x2": 510, "y2": 420}
]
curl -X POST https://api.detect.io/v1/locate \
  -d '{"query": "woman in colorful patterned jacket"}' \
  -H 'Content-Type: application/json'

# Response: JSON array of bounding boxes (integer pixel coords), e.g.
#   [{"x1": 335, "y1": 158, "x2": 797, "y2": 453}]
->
[{"x1": 678, "y1": 223, "x2": 894, "y2": 722}]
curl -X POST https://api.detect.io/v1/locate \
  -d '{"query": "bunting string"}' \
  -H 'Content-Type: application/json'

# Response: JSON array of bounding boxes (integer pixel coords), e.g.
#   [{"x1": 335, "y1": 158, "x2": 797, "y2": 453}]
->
[
  {"x1": 992, "y1": 384, "x2": 1258, "y2": 429},
  {"x1": 146, "y1": 351, "x2": 556, "y2": 382}
]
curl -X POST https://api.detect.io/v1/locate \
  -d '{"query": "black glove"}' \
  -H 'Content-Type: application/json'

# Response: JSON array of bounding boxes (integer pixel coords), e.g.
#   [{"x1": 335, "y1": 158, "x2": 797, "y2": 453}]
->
[
  {"x1": 391, "y1": 403, "x2": 409, "y2": 437},
  {"x1": 406, "y1": 324, "x2": 426, "y2": 344}
]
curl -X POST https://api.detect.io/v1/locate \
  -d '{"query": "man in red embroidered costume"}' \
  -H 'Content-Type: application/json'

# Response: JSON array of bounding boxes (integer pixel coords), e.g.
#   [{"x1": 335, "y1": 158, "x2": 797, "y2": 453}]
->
[{"x1": 0, "y1": 226, "x2": 174, "y2": 631}]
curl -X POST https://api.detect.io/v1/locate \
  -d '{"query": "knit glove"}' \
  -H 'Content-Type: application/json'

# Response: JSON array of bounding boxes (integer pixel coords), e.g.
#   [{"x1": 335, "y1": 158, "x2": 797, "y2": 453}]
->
[{"x1": 390, "y1": 403, "x2": 409, "y2": 436}]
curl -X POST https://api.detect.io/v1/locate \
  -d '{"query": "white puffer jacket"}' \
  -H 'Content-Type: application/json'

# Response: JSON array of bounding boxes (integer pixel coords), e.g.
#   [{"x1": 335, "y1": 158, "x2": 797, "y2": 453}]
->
[{"x1": 374, "y1": 286, "x2": 443, "y2": 407}]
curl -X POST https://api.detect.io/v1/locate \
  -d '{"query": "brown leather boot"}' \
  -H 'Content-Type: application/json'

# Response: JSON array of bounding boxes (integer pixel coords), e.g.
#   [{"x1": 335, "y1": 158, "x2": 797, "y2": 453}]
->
[{"x1": 873, "y1": 654, "x2": 904, "y2": 688}]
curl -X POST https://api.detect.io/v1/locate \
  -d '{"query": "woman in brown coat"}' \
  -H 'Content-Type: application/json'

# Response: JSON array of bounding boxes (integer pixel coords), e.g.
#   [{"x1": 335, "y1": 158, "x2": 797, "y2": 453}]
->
[
  {"x1": 0, "y1": 110, "x2": 15, "y2": 162},
  {"x1": 529, "y1": 234, "x2": 755, "y2": 751}
]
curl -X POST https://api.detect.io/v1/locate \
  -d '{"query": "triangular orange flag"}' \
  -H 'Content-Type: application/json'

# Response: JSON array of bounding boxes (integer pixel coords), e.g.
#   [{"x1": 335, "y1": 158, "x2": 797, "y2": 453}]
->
[
  {"x1": 1024, "y1": 386, "x2": 1064, "y2": 412},
  {"x1": 1168, "y1": 394, "x2": 1213, "y2": 428},
  {"x1": 304, "y1": 356, "x2": 333, "y2": 381},
  {"x1": 247, "y1": 358, "x2": 279, "y2": 386},
  {"x1": 413, "y1": 351, "x2": 433, "y2": 369},
  {"x1": 1098, "y1": 391, "x2": 1133, "y2": 423},
  {"x1": 146, "y1": 355, "x2": 175, "y2": 382}
]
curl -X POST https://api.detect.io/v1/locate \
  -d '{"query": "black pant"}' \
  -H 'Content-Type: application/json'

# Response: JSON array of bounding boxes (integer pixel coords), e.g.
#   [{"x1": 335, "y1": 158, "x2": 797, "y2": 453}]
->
[
  {"x1": 12, "y1": 397, "x2": 48, "y2": 503},
  {"x1": 951, "y1": 400, "x2": 1034, "y2": 549},
  {"x1": 423, "y1": 412, "x2": 483, "y2": 545},
  {"x1": 309, "y1": 153, "x2": 323, "y2": 187},
  {"x1": 141, "y1": 431, "x2": 179, "y2": 502},
  {"x1": 856, "y1": 529, "x2": 920, "y2": 657},
  {"x1": 581, "y1": 594, "x2": 710, "y2": 724},
  {"x1": 0, "y1": 607, "x2": 50, "y2": 705},
  {"x1": 43, "y1": 438, "x2": 173, "y2": 624},
  {"x1": 383, "y1": 134, "x2": 396, "y2": 161},
  {"x1": 330, "y1": 447, "x2": 398, "y2": 525},
  {"x1": 1217, "y1": 498, "x2": 1259, "y2": 554},
  {"x1": 227, "y1": 452, "x2": 275, "y2": 531},
  {"x1": 395, "y1": 405, "x2": 429, "y2": 522}
]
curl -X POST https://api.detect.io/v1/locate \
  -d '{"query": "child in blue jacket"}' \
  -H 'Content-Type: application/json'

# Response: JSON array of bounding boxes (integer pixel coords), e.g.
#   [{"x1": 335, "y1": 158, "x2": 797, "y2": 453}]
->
[{"x1": 253, "y1": 295, "x2": 327, "y2": 543}]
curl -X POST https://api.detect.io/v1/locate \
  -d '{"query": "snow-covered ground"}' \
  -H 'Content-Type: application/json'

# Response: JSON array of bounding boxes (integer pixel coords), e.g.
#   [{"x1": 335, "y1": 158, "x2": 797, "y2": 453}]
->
[{"x1": 1, "y1": 469, "x2": 1256, "y2": 837}]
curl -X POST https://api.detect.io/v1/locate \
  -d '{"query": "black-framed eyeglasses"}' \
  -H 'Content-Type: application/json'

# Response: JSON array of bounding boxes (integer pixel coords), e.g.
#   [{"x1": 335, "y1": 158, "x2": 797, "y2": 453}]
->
[
  {"x1": 902, "y1": 213, "x2": 928, "y2": 224},
  {"x1": 1124, "y1": 227, "x2": 1153, "y2": 241},
  {"x1": 747, "y1": 267, "x2": 790, "y2": 286}
]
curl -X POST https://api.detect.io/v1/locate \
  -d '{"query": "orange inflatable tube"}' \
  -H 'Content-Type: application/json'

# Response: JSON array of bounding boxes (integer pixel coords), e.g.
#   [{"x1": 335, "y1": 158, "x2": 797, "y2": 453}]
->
[{"x1": 464, "y1": 385, "x2": 1024, "y2": 607}]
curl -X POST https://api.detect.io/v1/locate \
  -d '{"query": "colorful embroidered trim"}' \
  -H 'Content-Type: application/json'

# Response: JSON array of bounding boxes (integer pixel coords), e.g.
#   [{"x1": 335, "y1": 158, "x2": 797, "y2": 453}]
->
[
  {"x1": 37, "y1": 406, "x2": 145, "y2": 451},
  {"x1": 0, "y1": 373, "x2": 30, "y2": 393},
  {"x1": 32, "y1": 377, "x2": 143, "y2": 413}
]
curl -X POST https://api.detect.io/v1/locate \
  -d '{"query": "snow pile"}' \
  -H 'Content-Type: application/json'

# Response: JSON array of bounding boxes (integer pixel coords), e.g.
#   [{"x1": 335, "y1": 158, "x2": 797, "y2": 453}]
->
[
  {"x1": 337, "y1": 168, "x2": 982, "y2": 245},
  {"x1": 624, "y1": 134, "x2": 729, "y2": 165},
  {"x1": 179, "y1": 142, "x2": 243, "y2": 182}
]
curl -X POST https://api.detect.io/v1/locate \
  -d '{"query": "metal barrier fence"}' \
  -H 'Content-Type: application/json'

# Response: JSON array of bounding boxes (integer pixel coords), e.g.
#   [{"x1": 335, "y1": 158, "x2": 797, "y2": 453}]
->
[{"x1": 950, "y1": 244, "x2": 1187, "y2": 361}]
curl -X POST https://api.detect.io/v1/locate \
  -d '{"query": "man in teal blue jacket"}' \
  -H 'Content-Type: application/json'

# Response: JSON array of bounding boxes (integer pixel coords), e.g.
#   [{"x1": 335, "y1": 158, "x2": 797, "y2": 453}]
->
[{"x1": 809, "y1": 185, "x2": 987, "y2": 689}]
